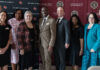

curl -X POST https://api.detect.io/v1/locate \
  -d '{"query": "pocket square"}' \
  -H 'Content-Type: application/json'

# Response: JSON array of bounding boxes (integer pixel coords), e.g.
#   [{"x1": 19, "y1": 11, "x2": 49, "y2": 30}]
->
[
  {"x1": 5, "y1": 27, "x2": 9, "y2": 30},
  {"x1": 46, "y1": 23, "x2": 49, "y2": 25}
]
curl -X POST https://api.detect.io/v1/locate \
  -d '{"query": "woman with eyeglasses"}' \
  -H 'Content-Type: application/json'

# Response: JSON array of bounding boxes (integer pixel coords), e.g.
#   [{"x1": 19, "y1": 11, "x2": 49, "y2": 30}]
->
[
  {"x1": 81, "y1": 12, "x2": 100, "y2": 70},
  {"x1": 17, "y1": 11, "x2": 35, "y2": 70},
  {"x1": 8, "y1": 9, "x2": 24, "y2": 70}
]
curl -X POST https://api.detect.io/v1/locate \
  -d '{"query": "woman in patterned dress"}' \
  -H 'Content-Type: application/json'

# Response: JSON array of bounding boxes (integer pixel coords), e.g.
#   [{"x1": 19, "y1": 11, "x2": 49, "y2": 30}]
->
[
  {"x1": 8, "y1": 9, "x2": 24, "y2": 70},
  {"x1": 17, "y1": 11, "x2": 35, "y2": 70}
]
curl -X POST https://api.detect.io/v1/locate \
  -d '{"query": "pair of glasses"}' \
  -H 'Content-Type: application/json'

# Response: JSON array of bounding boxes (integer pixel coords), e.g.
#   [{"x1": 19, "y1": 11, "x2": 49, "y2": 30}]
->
[{"x1": 89, "y1": 17, "x2": 94, "y2": 19}]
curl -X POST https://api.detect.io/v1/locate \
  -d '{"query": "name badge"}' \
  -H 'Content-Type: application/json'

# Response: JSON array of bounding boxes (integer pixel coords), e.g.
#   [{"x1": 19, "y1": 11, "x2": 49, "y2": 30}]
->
[{"x1": 5, "y1": 27, "x2": 9, "y2": 30}]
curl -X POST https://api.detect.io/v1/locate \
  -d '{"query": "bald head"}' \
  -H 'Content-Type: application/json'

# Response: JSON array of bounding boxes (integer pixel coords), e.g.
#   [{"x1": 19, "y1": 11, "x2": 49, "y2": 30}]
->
[
  {"x1": 57, "y1": 7, "x2": 65, "y2": 18},
  {"x1": 41, "y1": 7, "x2": 48, "y2": 18}
]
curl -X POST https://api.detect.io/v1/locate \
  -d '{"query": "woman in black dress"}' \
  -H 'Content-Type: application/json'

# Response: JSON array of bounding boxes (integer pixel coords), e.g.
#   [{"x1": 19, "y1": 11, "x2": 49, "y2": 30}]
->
[
  {"x1": 69, "y1": 14, "x2": 84, "y2": 70},
  {"x1": 17, "y1": 11, "x2": 35, "y2": 70},
  {"x1": 0, "y1": 11, "x2": 11, "y2": 70}
]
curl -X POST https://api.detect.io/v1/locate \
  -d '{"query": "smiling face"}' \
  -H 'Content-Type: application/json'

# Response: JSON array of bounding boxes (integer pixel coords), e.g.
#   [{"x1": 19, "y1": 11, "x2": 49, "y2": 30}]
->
[
  {"x1": 24, "y1": 12, "x2": 32, "y2": 23},
  {"x1": 15, "y1": 10, "x2": 23, "y2": 20},
  {"x1": 41, "y1": 7, "x2": 48, "y2": 18},
  {"x1": 57, "y1": 7, "x2": 65, "y2": 18},
  {"x1": 88, "y1": 14, "x2": 95, "y2": 24},
  {"x1": 0, "y1": 11, "x2": 7, "y2": 23},
  {"x1": 72, "y1": 17, "x2": 78, "y2": 25}
]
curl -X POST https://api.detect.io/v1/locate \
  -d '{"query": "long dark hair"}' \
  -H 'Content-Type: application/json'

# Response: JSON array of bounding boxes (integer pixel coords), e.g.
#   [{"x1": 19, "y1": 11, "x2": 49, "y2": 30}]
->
[
  {"x1": 0, "y1": 11, "x2": 8, "y2": 23},
  {"x1": 88, "y1": 12, "x2": 99, "y2": 23},
  {"x1": 69, "y1": 14, "x2": 83, "y2": 32}
]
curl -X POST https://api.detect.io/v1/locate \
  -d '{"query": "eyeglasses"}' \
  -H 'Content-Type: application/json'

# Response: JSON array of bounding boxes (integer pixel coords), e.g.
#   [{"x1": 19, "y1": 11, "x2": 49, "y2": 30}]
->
[{"x1": 89, "y1": 17, "x2": 94, "y2": 19}]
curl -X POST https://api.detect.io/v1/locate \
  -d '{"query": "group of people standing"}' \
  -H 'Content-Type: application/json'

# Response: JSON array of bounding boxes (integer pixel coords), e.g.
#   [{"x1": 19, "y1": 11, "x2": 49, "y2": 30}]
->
[
  {"x1": 39, "y1": 6, "x2": 100, "y2": 70},
  {"x1": 0, "y1": 6, "x2": 100, "y2": 70},
  {"x1": 0, "y1": 10, "x2": 37, "y2": 70}
]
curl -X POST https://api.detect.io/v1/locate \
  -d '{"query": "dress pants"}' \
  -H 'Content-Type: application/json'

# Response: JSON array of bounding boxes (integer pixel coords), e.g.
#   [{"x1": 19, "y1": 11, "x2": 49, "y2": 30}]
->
[
  {"x1": 40, "y1": 46, "x2": 52, "y2": 70},
  {"x1": 81, "y1": 50, "x2": 98, "y2": 70},
  {"x1": 54, "y1": 47, "x2": 66, "y2": 70}
]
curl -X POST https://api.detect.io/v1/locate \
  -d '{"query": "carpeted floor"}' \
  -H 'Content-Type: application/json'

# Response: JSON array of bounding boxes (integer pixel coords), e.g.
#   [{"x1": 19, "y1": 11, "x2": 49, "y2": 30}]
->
[
  {"x1": 8, "y1": 64, "x2": 81, "y2": 70},
  {"x1": 39, "y1": 64, "x2": 81, "y2": 70}
]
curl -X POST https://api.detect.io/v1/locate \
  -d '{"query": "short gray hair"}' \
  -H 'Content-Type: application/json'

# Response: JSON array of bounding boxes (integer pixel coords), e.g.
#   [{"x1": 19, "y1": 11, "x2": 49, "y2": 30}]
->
[{"x1": 24, "y1": 10, "x2": 33, "y2": 17}]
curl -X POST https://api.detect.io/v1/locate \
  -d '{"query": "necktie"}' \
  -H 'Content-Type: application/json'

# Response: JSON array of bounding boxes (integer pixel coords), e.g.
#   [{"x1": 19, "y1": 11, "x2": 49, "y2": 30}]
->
[
  {"x1": 57, "y1": 18, "x2": 60, "y2": 24},
  {"x1": 42, "y1": 18, "x2": 46, "y2": 26}
]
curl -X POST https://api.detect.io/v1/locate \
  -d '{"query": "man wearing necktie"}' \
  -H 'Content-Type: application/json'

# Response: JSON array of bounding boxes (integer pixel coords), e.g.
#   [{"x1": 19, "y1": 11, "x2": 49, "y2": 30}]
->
[
  {"x1": 54, "y1": 7, "x2": 70, "y2": 70},
  {"x1": 39, "y1": 7, "x2": 56, "y2": 70}
]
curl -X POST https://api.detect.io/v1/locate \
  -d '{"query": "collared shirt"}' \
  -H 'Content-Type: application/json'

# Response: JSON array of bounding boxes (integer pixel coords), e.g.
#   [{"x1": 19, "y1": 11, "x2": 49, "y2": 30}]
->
[
  {"x1": 41, "y1": 15, "x2": 49, "y2": 26},
  {"x1": 44, "y1": 15, "x2": 49, "y2": 20},
  {"x1": 57, "y1": 17, "x2": 64, "y2": 23}
]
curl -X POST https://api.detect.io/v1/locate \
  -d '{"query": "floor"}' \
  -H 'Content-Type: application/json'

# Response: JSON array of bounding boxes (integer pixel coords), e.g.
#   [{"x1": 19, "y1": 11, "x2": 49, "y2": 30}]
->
[
  {"x1": 39, "y1": 64, "x2": 81, "y2": 70},
  {"x1": 8, "y1": 64, "x2": 81, "y2": 70}
]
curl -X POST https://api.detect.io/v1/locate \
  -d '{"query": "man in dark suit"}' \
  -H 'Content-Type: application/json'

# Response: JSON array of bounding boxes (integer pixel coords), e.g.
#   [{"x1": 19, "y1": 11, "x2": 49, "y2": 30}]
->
[{"x1": 54, "y1": 7, "x2": 70, "y2": 70}]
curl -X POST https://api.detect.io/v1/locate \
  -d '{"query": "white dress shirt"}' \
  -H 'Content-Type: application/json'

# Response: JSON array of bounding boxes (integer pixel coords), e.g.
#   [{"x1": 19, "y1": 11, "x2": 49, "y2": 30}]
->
[
  {"x1": 57, "y1": 17, "x2": 64, "y2": 23},
  {"x1": 41, "y1": 15, "x2": 49, "y2": 26}
]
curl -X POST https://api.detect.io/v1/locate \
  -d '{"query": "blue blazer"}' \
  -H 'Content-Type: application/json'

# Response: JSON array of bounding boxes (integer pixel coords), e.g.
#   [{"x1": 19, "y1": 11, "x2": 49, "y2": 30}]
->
[{"x1": 84, "y1": 24, "x2": 100, "y2": 52}]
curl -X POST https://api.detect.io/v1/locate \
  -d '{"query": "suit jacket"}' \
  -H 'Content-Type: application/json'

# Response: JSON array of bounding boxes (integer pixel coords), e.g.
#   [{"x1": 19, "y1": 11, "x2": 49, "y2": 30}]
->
[
  {"x1": 84, "y1": 24, "x2": 100, "y2": 52},
  {"x1": 54, "y1": 18, "x2": 70, "y2": 49},
  {"x1": 39, "y1": 16, "x2": 56, "y2": 48}
]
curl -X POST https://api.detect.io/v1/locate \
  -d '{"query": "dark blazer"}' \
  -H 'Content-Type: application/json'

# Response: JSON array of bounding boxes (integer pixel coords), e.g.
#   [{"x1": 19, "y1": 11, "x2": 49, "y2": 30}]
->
[
  {"x1": 54, "y1": 18, "x2": 70, "y2": 70},
  {"x1": 54, "y1": 18, "x2": 70, "y2": 49}
]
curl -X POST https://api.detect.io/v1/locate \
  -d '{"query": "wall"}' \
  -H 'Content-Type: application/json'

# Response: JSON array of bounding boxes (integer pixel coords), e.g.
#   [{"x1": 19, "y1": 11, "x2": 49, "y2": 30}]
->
[
  {"x1": 40, "y1": 0, "x2": 100, "y2": 24},
  {"x1": 0, "y1": 0, "x2": 40, "y2": 23}
]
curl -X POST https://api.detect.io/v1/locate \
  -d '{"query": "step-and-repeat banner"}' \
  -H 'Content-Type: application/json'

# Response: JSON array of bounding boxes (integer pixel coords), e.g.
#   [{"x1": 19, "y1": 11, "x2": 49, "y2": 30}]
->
[
  {"x1": 40, "y1": 0, "x2": 100, "y2": 65},
  {"x1": 40, "y1": 0, "x2": 100, "y2": 24},
  {"x1": 0, "y1": 0, "x2": 40, "y2": 23},
  {"x1": 0, "y1": 0, "x2": 100, "y2": 65}
]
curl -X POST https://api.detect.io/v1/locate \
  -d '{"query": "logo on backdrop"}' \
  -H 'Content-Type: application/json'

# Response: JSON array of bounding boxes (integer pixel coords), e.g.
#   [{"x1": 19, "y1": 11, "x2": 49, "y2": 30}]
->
[
  {"x1": 90, "y1": 1, "x2": 98, "y2": 9},
  {"x1": 0, "y1": 0, "x2": 40, "y2": 21},
  {"x1": 57, "y1": 1, "x2": 64, "y2": 7},
  {"x1": 71, "y1": 10, "x2": 78, "y2": 16}
]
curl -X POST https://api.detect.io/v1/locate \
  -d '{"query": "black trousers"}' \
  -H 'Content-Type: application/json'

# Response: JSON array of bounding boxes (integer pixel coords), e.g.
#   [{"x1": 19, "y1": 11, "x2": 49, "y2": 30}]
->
[
  {"x1": 19, "y1": 51, "x2": 33, "y2": 70},
  {"x1": 54, "y1": 47, "x2": 66, "y2": 70}
]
